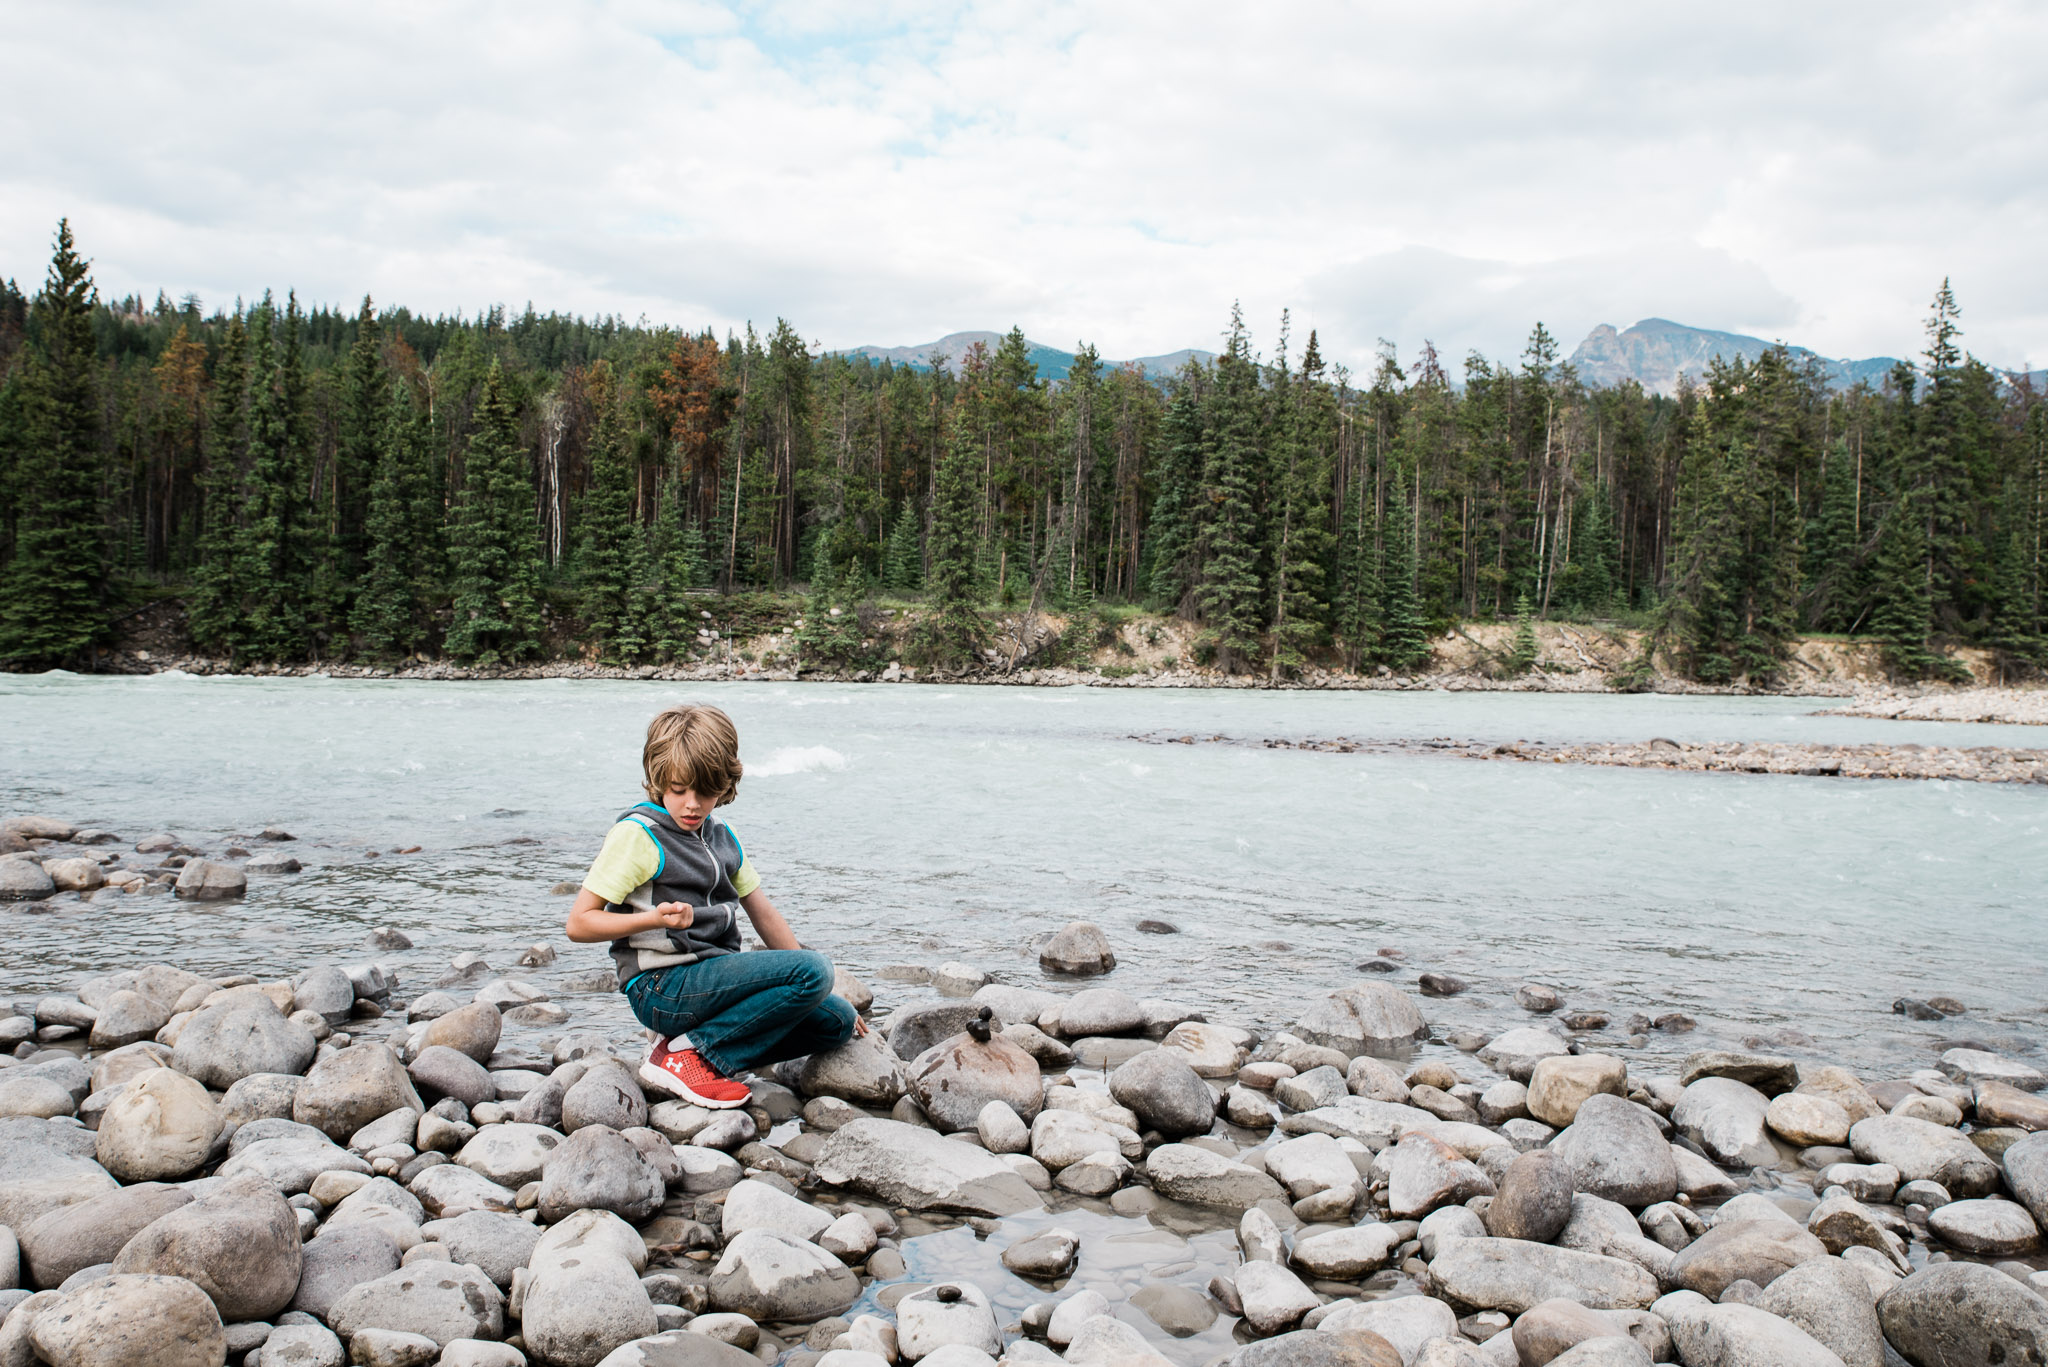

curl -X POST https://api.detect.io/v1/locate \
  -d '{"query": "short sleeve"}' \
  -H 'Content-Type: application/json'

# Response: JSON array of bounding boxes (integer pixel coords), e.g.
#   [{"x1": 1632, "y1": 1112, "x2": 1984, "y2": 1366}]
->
[
  {"x1": 731, "y1": 856, "x2": 760, "y2": 899},
  {"x1": 582, "y1": 820, "x2": 661, "y2": 905}
]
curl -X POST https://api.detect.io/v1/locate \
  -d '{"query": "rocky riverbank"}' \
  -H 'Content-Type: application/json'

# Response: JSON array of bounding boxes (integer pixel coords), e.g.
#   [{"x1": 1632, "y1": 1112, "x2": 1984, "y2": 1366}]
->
[
  {"x1": 3, "y1": 817, "x2": 2048, "y2": 1366},
  {"x1": 1135, "y1": 734, "x2": 2048, "y2": 786},
  {"x1": 1819, "y1": 687, "x2": 2048, "y2": 728}
]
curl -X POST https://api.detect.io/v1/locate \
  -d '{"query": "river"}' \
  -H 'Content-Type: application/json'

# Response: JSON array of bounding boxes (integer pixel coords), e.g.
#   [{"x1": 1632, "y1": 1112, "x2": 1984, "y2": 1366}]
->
[{"x1": 3, "y1": 672, "x2": 2044, "y2": 1078}]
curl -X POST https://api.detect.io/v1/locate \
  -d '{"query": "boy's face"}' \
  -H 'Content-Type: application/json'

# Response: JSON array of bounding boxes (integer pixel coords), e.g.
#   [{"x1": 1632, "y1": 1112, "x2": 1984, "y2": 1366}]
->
[{"x1": 662, "y1": 782, "x2": 718, "y2": 831}]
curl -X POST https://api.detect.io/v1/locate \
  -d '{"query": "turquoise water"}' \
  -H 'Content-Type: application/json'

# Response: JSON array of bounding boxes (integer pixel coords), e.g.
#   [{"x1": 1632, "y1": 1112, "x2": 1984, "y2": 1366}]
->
[{"x1": 2, "y1": 672, "x2": 2044, "y2": 1076}]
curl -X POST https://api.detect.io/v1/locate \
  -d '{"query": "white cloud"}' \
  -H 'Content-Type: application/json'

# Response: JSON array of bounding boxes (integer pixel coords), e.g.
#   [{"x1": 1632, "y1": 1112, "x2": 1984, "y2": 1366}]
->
[{"x1": 2, "y1": 0, "x2": 2044, "y2": 371}]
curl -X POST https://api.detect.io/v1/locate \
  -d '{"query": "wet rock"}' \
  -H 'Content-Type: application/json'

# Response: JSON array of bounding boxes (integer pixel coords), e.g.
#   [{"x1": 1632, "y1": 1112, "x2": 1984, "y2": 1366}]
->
[
  {"x1": 1928, "y1": 1197, "x2": 2041, "y2": 1255},
  {"x1": 1476, "y1": 1027, "x2": 1572, "y2": 1082},
  {"x1": 1290, "y1": 1224, "x2": 1402, "y2": 1280},
  {"x1": 1755, "y1": 1257, "x2": 1883, "y2": 1367},
  {"x1": 1977, "y1": 1080, "x2": 2048, "y2": 1132},
  {"x1": 1427, "y1": 1238, "x2": 1659, "y2": 1314},
  {"x1": 1292, "y1": 983, "x2": 1427, "y2": 1056},
  {"x1": 294, "y1": 1043, "x2": 424, "y2": 1143},
  {"x1": 1346, "y1": 1056, "x2": 1411, "y2": 1102},
  {"x1": 408, "y1": 1047, "x2": 496, "y2": 1109},
  {"x1": 1001, "y1": 1228, "x2": 1078, "y2": 1278},
  {"x1": 1226, "y1": 1085, "x2": 1282, "y2": 1129},
  {"x1": 174, "y1": 859, "x2": 246, "y2": 900},
  {"x1": 1235, "y1": 1259, "x2": 1319, "y2": 1335},
  {"x1": 1516, "y1": 984, "x2": 1564, "y2": 1013},
  {"x1": 171, "y1": 996, "x2": 318, "y2": 1091},
  {"x1": 0, "y1": 1121, "x2": 113, "y2": 1231},
  {"x1": 1849, "y1": 1114, "x2": 2000, "y2": 1196},
  {"x1": 1766, "y1": 1093, "x2": 1851, "y2": 1148},
  {"x1": 291, "y1": 1220, "x2": 404, "y2": 1318},
  {"x1": 1418, "y1": 973, "x2": 1466, "y2": 997},
  {"x1": 419, "y1": 1210, "x2": 539, "y2": 1288},
  {"x1": 111, "y1": 1172, "x2": 302, "y2": 1320},
  {"x1": 1144, "y1": 1143, "x2": 1284, "y2": 1207},
  {"x1": 1109, "y1": 1045, "x2": 1216, "y2": 1137},
  {"x1": 1815, "y1": 1162, "x2": 1899, "y2": 1204},
  {"x1": 1671, "y1": 1077, "x2": 1776, "y2": 1170},
  {"x1": 1527, "y1": 1054, "x2": 1626, "y2": 1127},
  {"x1": 1678, "y1": 1051, "x2": 1799, "y2": 1096},
  {"x1": 1550, "y1": 1094, "x2": 1678, "y2": 1208},
  {"x1": 26, "y1": 1272, "x2": 225, "y2": 1367},
  {"x1": 456, "y1": 1122, "x2": 563, "y2": 1188},
  {"x1": 18, "y1": 1182, "x2": 191, "y2": 1289},
  {"x1": 1878, "y1": 1260, "x2": 2048, "y2": 1366},
  {"x1": 327, "y1": 1262, "x2": 506, "y2": 1347},
  {"x1": 812, "y1": 1118, "x2": 1042, "y2": 1216},
  {"x1": 523, "y1": 1251, "x2": 659, "y2": 1367},
  {"x1": 1939, "y1": 1047, "x2": 2047, "y2": 1092},
  {"x1": 795, "y1": 1032, "x2": 907, "y2": 1106},
  {"x1": 1381, "y1": 1131, "x2": 1494, "y2": 1219},
  {"x1": 562, "y1": 1063, "x2": 651, "y2": 1133},
  {"x1": 1668, "y1": 1219, "x2": 1827, "y2": 1299},
  {"x1": 93, "y1": 1068, "x2": 220, "y2": 1181},
  {"x1": 1657, "y1": 1295, "x2": 1845, "y2": 1367},
  {"x1": 908, "y1": 1028, "x2": 1043, "y2": 1133},
  {"x1": 0, "y1": 860, "x2": 55, "y2": 901},
  {"x1": 1317, "y1": 1298, "x2": 1460, "y2": 1362},
  {"x1": 1127, "y1": 1283, "x2": 1216, "y2": 1338},
  {"x1": 1052, "y1": 988, "x2": 1141, "y2": 1039},
  {"x1": 536, "y1": 1125, "x2": 664, "y2": 1224},
  {"x1": 1038, "y1": 921, "x2": 1115, "y2": 975},
  {"x1": 707, "y1": 1229, "x2": 859, "y2": 1323},
  {"x1": 418, "y1": 1002, "x2": 502, "y2": 1064},
  {"x1": 86, "y1": 991, "x2": 170, "y2": 1050},
  {"x1": 897, "y1": 1281, "x2": 1001, "y2": 1358},
  {"x1": 1486, "y1": 1148, "x2": 1574, "y2": 1242}
]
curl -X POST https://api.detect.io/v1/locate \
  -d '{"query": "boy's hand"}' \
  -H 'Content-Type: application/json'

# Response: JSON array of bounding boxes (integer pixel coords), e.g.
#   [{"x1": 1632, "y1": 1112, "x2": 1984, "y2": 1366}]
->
[{"x1": 652, "y1": 902, "x2": 694, "y2": 929}]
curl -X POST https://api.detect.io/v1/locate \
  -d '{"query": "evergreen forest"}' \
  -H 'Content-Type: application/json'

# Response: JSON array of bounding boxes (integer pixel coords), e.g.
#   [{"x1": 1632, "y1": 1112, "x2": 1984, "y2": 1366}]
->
[{"x1": 2, "y1": 220, "x2": 2043, "y2": 684}]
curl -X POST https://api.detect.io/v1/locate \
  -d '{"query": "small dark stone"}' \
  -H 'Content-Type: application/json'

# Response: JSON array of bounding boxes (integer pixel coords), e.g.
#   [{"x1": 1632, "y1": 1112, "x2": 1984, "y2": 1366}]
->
[
  {"x1": 935, "y1": 1285, "x2": 961, "y2": 1303},
  {"x1": 1654, "y1": 1013, "x2": 1697, "y2": 1033},
  {"x1": 367, "y1": 928, "x2": 413, "y2": 950},
  {"x1": 261, "y1": 828, "x2": 296, "y2": 841},
  {"x1": 1357, "y1": 960, "x2": 1400, "y2": 975},
  {"x1": 1894, "y1": 998, "x2": 1946, "y2": 1021},
  {"x1": 1135, "y1": 920, "x2": 1180, "y2": 935},
  {"x1": 224, "y1": 846, "x2": 251, "y2": 858},
  {"x1": 1418, "y1": 973, "x2": 1467, "y2": 998},
  {"x1": 1927, "y1": 996, "x2": 1967, "y2": 1016},
  {"x1": 550, "y1": 882, "x2": 579, "y2": 896},
  {"x1": 1562, "y1": 1012, "x2": 1610, "y2": 1031}
]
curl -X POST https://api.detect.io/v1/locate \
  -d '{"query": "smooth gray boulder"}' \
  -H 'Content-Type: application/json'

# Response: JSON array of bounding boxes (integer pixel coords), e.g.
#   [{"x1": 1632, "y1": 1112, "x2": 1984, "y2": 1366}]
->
[
  {"x1": 110, "y1": 1172, "x2": 302, "y2": 1320},
  {"x1": 290, "y1": 1219, "x2": 405, "y2": 1318},
  {"x1": 895, "y1": 1280, "x2": 1003, "y2": 1359},
  {"x1": 86, "y1": 990, "x2": 171, "y2": 1050},
  {"x1": 1671, "y1": 1077, "x2": 1776, "y2": 1170},
  {"x1": 1316, "y1": 1297, "x2": 1460, "y2": 1362},
  {"x1": 216, "y1": 1129, "x2": 371, "y2": 1195},
  {"x1": 1668, "y1": 1219, "x2": 1828, "y2": 1300},
  {"x1": 1144, "y1": 1143, "x2": 1284, "y2": 1208},
  {"x1": 522, "y1": 1252, "x2": 659, "y2": 1367},
  {"x1": 1878, "y1": 1261, "x2": 2048, "y2": 1367},
  {"x1": 93, "y1": 1068, "x2": 221, "y2": 1182},
  {"x1": 1477, "y1": 1027, "x2": 1572, "y2": 1082},
  {"x1": 293, "y1": 1043, "x2": 424, "y2": 1142},
  {"x1": 170, "y1": 997, "x2": 318, "y2": 1090},
  {"x1": 1038, "y1": 920, "x2": 1115, "y2": 975},
  {"x1": 1849, "y1": 1114, "x2": 2000, "y2": 1196},
  {"x1": 706, "y1": 1229, "x2": 859, "y2": 1323},
  {"x1": 0, "y1": 1122, "x2": 118, "y2": 1232},
  {"x1": 18, "y1": 1182, "x2": 191, "y2": 1289},
  {"x1": 455, "y1": 1122, "x2": 563, "y2": 1188},
  {"x1": 1659, "y1": 1294, "x2": 1846, "y2": 1367},
  {"x1": 812, "y1": 1118, "x2": 1043, "y2": 1216},
  {"x1": 1550, "y1": 1094, "x2": 1679, "y2": 1207},
  {"x1": 538, "y1": 1125, "x2": 665, "y2": 1224},
  {"x1": 327, "y1": 1262, "x2": 507, "y2": 1347},
  {"x1": 175, "y1": 859, "x2": 246, "y2": 899},
  {"x1": 1382, "y1": 1131, "x2": 1495, "y2": 1218},
  {"x1": 886, "y1": 1003, "x2": 996, "y2": 1061},
  {"x1": 26, "y1": 1272, "x2": 226, "y2": 1367},
  {"x1": 561, "y1": 1062, "x2": 649, "y2": 1133},
  {"x1": 1928, "y1": 1197, "x2": 2041, "y2": 1256},
  {"x1": 261, "y1": 1321, "x2": 349, "y2": 1367},
  {"x1": 291, "y1": 967, "x2": 357, "y2": 1027},
  {"x1": 794, "y1": 1032, "x2": 906, "y2": 1106},
  {"x1": 1757, "y1": 1258, "x2": 1883, "y2": 1367},
  {"x1": 1292, "y1": 983, "x2": 1428, "y2": 1056},
  {"x1": 221, "y1": 1073, "x2": 301, "y2": 1127},
  {"x1": 417, "y1": 1210, "x2": 538, "y2": 1289},
  {"x1": 0, "y1": 860, "x2": 55, "y2": 901},
  {"x1": 1485, "y1": 1148, "x2": 1574, "y2": 1243},
  {"x1": 1108, "y1": 1045, "x2": 1216, "y2": 1138},
  {"x1": 2005, "y1": 1131, "x2": 2048, "y2": 1226},
  {"x1": 408, "y1": 1047, "x2": 496, "y2": 1109},
  {"x1": 1426, "y1": 1238, "x2": 1659, "y2": 1314},
  {"x1": 590, "y1": 1330, "x2": 760, "y2": 1367},
  {"x1": 907, "y1": 1030, "x2": 1043, "y2": 1133},
  {"x1": 415, "y1": 1002, "x2": 502, "y2": 1064}
]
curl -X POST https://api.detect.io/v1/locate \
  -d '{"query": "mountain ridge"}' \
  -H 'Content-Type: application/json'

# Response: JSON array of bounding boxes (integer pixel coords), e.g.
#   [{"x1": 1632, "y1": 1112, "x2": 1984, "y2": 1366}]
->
[
  {"x1": 1568, "y1": 317, "x2": 1900, "y2": 395},
  {"x1": 840, "y1": 331, "x2": 1214, "y2": 383}
]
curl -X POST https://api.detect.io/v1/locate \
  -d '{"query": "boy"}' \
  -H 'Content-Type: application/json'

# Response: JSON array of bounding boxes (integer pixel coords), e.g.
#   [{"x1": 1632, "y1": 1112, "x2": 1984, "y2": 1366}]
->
[{"x1": 564, "y1": 703, "x2": 858, "y2": 1108}]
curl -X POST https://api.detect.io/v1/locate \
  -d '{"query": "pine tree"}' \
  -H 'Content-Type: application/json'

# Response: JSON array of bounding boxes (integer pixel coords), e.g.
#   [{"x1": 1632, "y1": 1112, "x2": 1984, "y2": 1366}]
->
[
  {"x1": 234, "y1": 296, "x2": 312, "y2": 659},
  {"x1": 1330, "y1": 475, "x2": 1384, "y2": 669},
  {"x1": 445, "y1": 362, "x2": 543, "y2": 664},
  {"x1": 1504, "y1": 592, "x2": 1539, "y2": 676},
  {"x1": 1194, "y1": 306, "x2": 1265, "y2": 672},
  {"x1": 1570, "y1": 489, "x2": 1621, "y2": 614},
  {"x1": 186, "y1": 312, "x2": 250, "y2": 657},
  {"x1": 352, "y1": 384, "x2": 430, "y2": 657},
  {"x1": 1379, "y1": 478, "x2": 1431, "y2": 669},
  {"x1": 1801, "y1": 440, "x2": 1861, "y2": 631},
  {"x1": 0, "y1": 221, "x2": 108, "y2": 664},
  {"x1": 799, "y1": 535, "x2": 861, "y2": 667},
  {"x1": 1989, "y1": 526, "x2": 2042, "y2": 670},
  {"x1": 1265, "y1": 327, "x2": 1331, "y2": 677},
  {"x1": 333, "y1": 297, "x2": 385, "y2": 582},
  {"x1": 910, "y1": 418, "x2": 985, "y2": 668},
  {"x1": 1144, "y1": 385, "x2": 1204, "y2": 611},
  {"x1": 882, "y1": 498, "x2": 921, "y2": 594},
  {"x1": 1869, "y1": 501, "x2": 1940, "y2": 678},
  {"x1": 576, "y1": 390, "x2": 638, "y2": 662}
]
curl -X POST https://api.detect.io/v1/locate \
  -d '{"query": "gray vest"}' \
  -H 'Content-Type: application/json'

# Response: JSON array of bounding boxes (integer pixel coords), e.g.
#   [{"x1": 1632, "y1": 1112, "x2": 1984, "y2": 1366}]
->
[{"x1": 603, "y1": 802, "x2": 747, "y2": 989}]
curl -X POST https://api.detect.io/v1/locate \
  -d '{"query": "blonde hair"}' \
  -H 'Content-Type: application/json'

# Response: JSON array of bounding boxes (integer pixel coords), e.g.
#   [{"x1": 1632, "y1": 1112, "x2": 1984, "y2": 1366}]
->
[{"x1": 642, "y1": 704, "x2": 744, "y2": 805}]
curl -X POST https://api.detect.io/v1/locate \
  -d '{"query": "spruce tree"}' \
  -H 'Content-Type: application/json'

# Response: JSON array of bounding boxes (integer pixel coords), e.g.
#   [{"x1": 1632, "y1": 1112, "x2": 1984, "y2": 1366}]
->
[
  {"x1": 576, "y1": 392, "x2": 637, "y2": 661},
  {"x1": 1265, "y1": 337, "x2": 1331, "y2": 678},
  {"x1": 352, "y1": 384, "x2": 429, "y2": 657},
  {"x1": 1989, "y1": 526, "x2": 2042, "y2": 670},
  {"x1": 1330, "y1": 476, "x2": 1384, "y2": 669},
  {"x1": 0, "y1": 221, "x2": 108, "y2": 665},
  {"x1": 1869, "y1": 501, "x2": 1940, "y2": 678},
  {"x1": 1143, "y1": 385, "x2": 1204, "y2": 611},
  {"x1": 1801, "y1": 441, "x2": 1861, "y2": 631},
  {"x1": 1194, "y1": 307, "x2": 1265, "y2": 672},
  {"x1": 1379, "y1": 479, "x2": 1431, "y2": 669},
  {"x1": 910, "y1": 420, "x2": 985, "y2": 668},
  {"x1": 186, "y1": 312, "x2": 250, "y2": 657},
  {"x1": 882, "y1": 498, "x2": 921, "y2": 594},
  {"x1": 1570, "y1": 489, "x2": 1621, "y2": 614},
  {"x1": 1505, "y1": 592, "x2": 1539, "y2": 676},
  {"x1": 445, "y1": 362, "x2": 543, "y2": 664},
  {"x1": 333, "y1": 297, "x2": 385, "y2": 581},
  {"x1": 234, "y1": 297, "x2": 311, "y2": 659}
]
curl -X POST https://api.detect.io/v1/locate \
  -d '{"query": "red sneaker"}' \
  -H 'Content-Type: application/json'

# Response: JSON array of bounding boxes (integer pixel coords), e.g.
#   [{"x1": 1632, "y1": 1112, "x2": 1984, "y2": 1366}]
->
[{"x1": 640, "y1": 1042, "x2": 751, "y2": 1109}]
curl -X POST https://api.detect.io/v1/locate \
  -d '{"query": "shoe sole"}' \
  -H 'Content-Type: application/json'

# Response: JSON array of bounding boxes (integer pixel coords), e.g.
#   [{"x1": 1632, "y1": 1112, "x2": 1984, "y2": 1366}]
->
[{"x1": 638, "y1": 1060, "x2": 749, "y2": 1109}]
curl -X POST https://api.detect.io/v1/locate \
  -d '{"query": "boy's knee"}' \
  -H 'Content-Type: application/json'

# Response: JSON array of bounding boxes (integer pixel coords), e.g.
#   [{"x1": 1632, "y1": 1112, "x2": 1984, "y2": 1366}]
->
[
  {"x1": 792, "y1": 950, "x2": 835, "y2": 1004},
  {"x1": 820, "y1": 991, "x2": 857, "y2": 1044}
]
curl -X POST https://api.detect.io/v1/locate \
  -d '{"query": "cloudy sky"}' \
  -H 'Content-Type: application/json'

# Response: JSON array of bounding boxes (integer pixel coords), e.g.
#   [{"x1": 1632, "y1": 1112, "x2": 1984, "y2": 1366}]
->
[{"x1": 4, "y1": 1, "x2": 2044, "y2": 373}]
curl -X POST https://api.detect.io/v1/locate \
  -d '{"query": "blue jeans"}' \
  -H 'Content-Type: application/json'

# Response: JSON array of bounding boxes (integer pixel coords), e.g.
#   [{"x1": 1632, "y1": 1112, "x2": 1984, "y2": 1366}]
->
[{"x1": 625, "y1": 949, "x2": 855, "y2": 1076}]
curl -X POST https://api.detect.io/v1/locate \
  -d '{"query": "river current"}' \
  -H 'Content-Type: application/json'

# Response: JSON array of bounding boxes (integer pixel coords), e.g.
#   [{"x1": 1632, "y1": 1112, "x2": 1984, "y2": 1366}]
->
[{"x1": 3, "y1": 672, "x2": 2045, "y2": 1078}]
